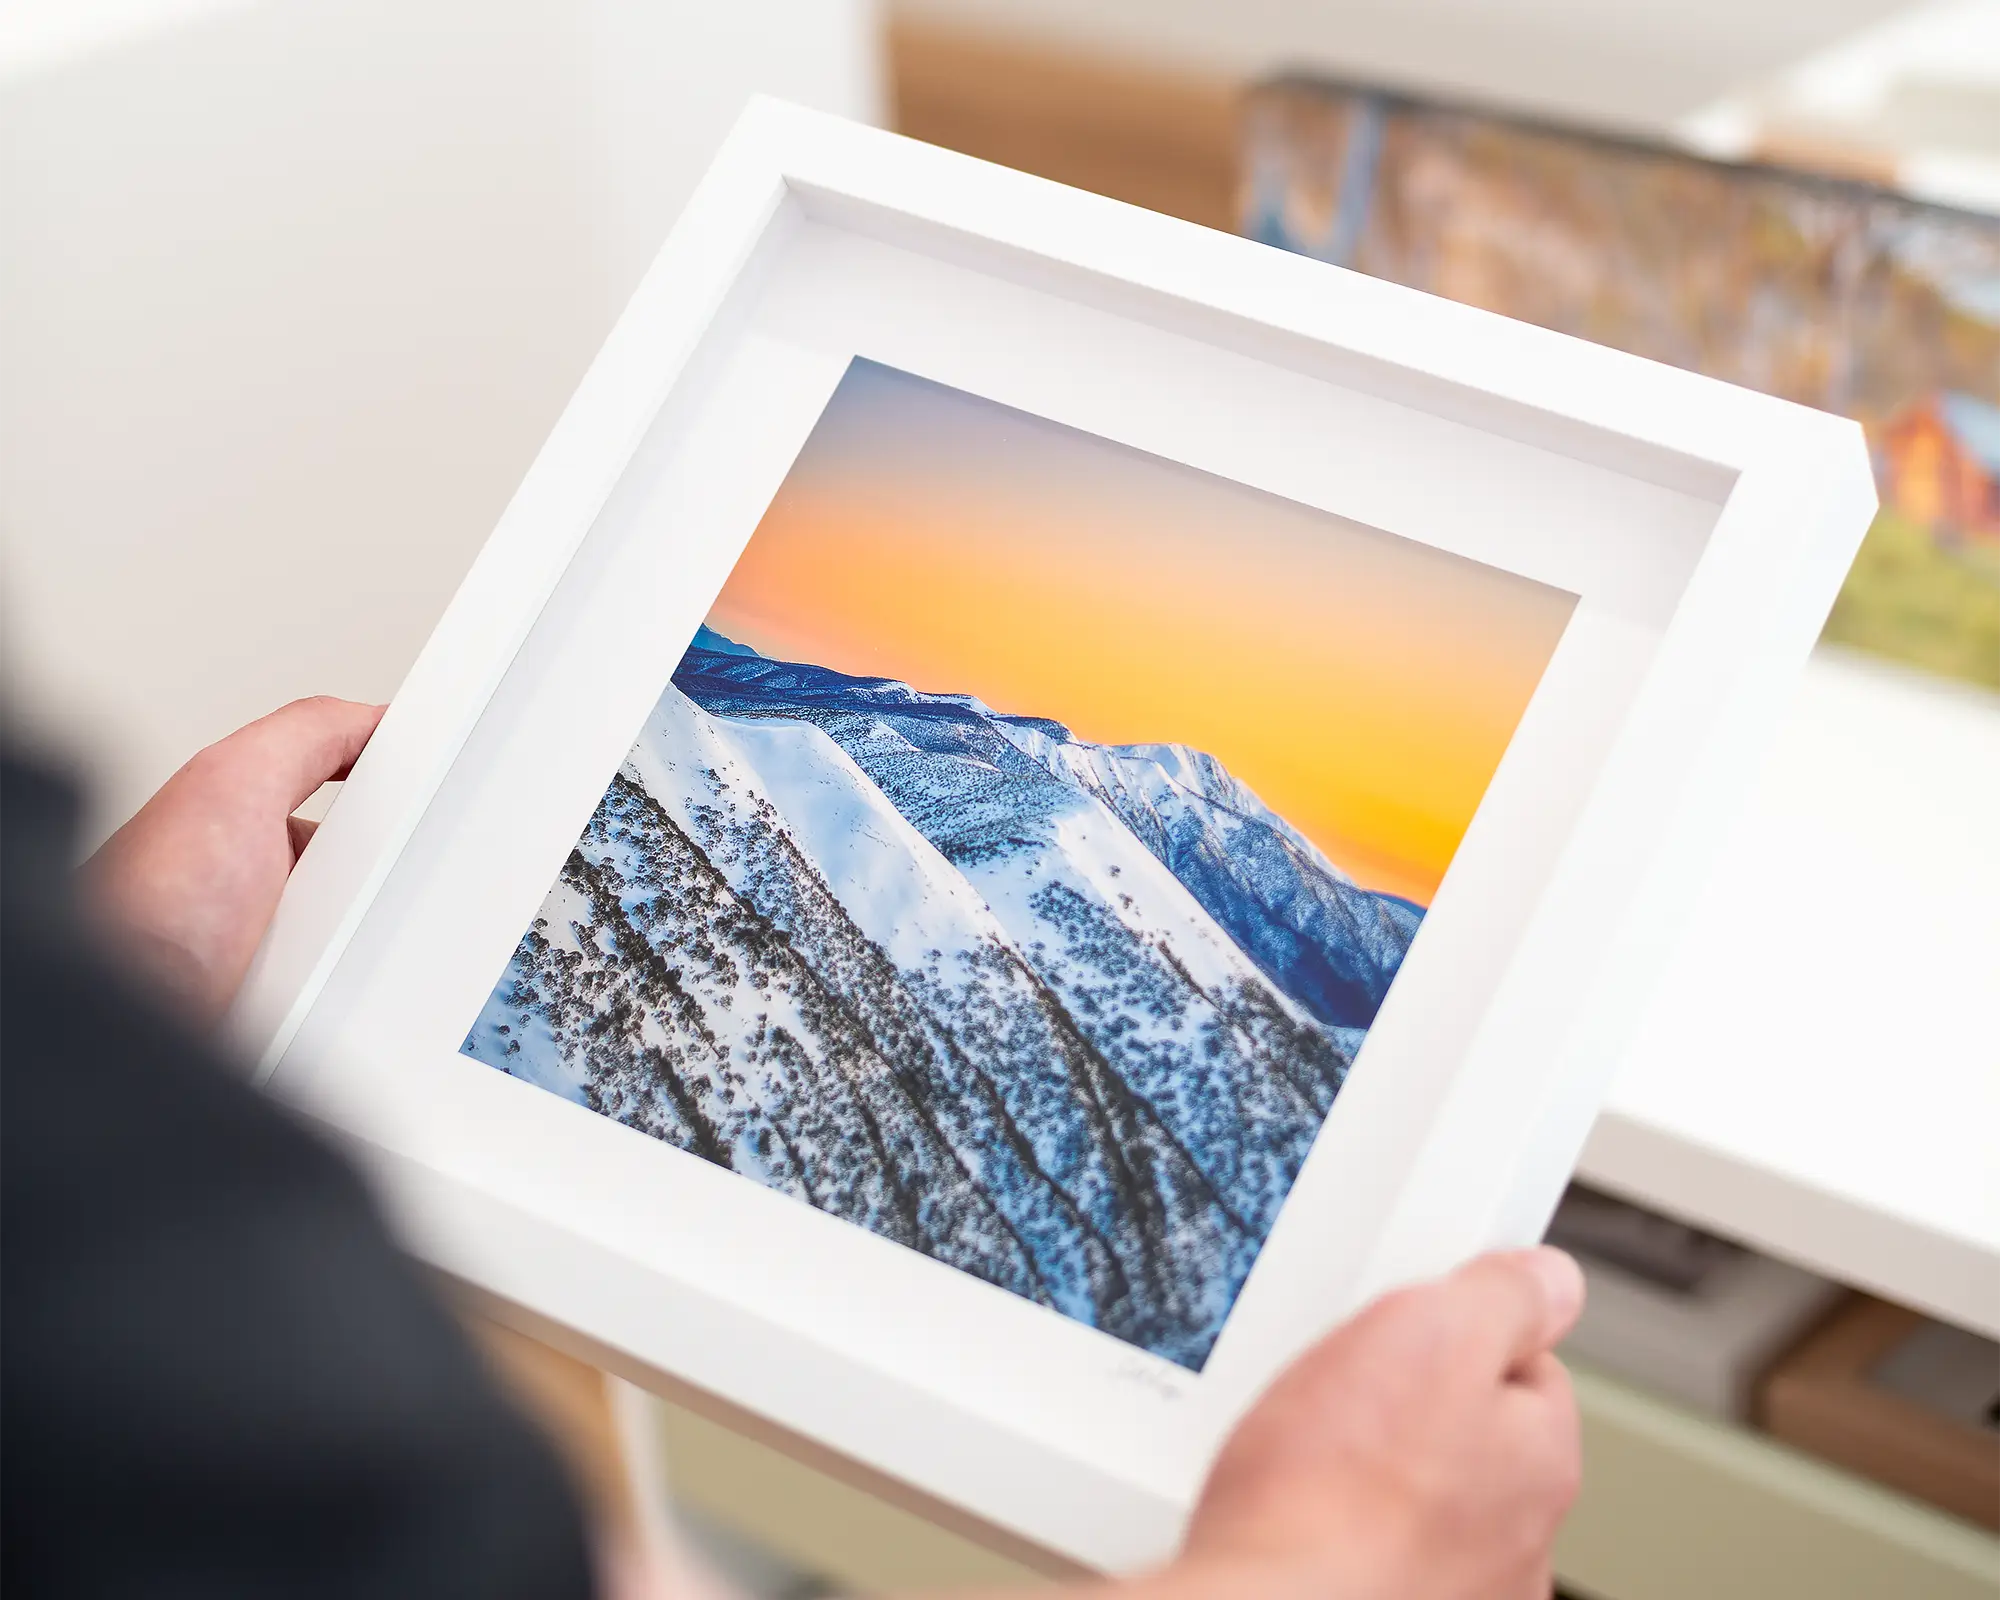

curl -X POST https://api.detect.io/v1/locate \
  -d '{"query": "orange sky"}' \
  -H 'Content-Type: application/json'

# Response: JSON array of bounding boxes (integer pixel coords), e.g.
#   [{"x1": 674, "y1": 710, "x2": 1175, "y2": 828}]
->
[{"x1": 705, "y1": 359, "x2": 1574, "y2": 906}]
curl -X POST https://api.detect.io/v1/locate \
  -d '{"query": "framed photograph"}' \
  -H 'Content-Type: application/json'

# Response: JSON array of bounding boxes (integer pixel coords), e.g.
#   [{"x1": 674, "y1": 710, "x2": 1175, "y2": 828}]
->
[
  {"x1": 1242, "y1": 75, "x2": 2000, "y2": 693},
  {"x1": 1758, "y1": 1296, "x2": 2000, "y2": 1529},
  {"x1": 231, "y1": 100, "x2": 1874, "y2": 1570}
]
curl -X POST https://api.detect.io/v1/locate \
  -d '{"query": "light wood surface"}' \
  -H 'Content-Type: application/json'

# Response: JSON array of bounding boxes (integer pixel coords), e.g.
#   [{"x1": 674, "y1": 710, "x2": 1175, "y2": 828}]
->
[{"x1": 888, "y1": 14, "x2": 1241, "y2": 231}]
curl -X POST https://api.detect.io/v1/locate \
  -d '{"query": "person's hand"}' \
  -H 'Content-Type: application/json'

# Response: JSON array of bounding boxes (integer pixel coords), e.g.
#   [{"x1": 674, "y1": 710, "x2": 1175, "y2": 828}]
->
[
  {"x1": 84, "y1": 697, "x2": 385, "y2": 1026},
  {"x1": 1177, "y1": 1247, "x2": 1585, "y2": 1600}
]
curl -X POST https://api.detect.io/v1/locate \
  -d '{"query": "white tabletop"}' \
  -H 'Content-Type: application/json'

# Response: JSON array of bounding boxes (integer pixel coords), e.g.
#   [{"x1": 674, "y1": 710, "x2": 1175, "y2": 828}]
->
[{"x1": 1582, "y1": 648, "x2": 2000, "y2": 1338}]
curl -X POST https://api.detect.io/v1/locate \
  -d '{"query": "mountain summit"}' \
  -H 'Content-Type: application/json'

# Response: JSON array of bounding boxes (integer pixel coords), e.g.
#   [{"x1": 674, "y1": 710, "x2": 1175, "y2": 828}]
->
[
  {"x1": 465, "y1": 629, "x2": 1423, "y2": 1367},
  {"x1": 676, "y1": 631, "x2": 1422, "y2": 1032}
]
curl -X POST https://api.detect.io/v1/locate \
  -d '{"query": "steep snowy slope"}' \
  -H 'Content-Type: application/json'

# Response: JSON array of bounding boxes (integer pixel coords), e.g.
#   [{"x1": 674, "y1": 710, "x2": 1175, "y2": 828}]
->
[
  {"x1": 465, "y1": 629, "x2": 1423, "y2": 1367},
  {"x1": 1009, "y1": 729, "x2": 1421, "y2": 1033}
]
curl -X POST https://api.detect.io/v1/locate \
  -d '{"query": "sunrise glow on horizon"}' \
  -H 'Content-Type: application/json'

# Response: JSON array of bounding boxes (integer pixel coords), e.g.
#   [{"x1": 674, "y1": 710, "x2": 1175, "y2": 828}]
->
[{"x1": 705, "y1": 359, "x2": 1575, "y2": 906}]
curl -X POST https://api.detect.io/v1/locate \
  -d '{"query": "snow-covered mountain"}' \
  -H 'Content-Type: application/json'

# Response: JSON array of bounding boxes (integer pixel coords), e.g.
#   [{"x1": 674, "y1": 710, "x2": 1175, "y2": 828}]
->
[{"x1": 464, "y1": 627, "x2": 1423, "y2": 1368}]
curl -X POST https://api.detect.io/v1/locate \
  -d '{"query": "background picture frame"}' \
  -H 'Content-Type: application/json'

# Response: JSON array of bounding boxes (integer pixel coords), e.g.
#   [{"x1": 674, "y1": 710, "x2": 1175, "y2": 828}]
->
[
  {"x1": 1242, "y1": 74, "x2": 2000, "y2": 694},
  {"x1": 231, "y1": 100, "x2": 1876, "y2": 1569},
  {"x1": 1758, "y1": 1296, "x2": 2000, "y2": 1530}
]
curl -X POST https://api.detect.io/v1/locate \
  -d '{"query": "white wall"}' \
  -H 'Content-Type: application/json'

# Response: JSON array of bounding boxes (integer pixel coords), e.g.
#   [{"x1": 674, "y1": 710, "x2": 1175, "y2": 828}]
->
[
  {"x1": 0, "y1": 0, "x2": 879, "y2": 842},
  {"x1": 0, "y1": 0, "x2": 264, "y2": 78},
  {"x1": 898, "y1": 0, "x2": 1917, "y2": 134}
]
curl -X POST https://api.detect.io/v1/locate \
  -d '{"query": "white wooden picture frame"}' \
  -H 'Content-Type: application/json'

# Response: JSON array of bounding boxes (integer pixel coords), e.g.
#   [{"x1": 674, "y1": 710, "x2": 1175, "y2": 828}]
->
[{"x1": 231, "y1": 99, "x2": 1875, "y2": 1570}]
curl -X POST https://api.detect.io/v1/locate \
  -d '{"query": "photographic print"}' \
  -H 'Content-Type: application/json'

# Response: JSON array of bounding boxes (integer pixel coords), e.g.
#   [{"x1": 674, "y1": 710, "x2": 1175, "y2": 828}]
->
[
  {"x1": 1243, "y1": 80, "x2": 2000, "y2": 690},
  {"x1": 464, "y1": 358, "x2": 1575, "y2": 1367}
]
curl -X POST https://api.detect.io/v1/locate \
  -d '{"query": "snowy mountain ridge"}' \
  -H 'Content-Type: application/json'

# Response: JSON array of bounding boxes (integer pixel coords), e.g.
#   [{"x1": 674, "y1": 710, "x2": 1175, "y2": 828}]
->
[{"x1": 676, "y1": 627, "x2": 1422, "y2": 1033}]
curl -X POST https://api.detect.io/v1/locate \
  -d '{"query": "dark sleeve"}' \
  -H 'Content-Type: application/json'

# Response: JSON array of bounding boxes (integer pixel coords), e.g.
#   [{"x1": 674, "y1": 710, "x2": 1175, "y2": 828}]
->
[{"x1": 1, "y1": 753, "x2": 597, "y2": 1600}]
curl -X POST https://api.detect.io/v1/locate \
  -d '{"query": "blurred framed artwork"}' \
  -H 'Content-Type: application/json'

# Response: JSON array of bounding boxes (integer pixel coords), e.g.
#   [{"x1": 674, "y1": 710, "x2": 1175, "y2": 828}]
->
[
  {"x1": 231, "y1": 101, "x2": 1875, "y2": 1570},
  {"x1": 1243, "y1": 76, "x2": 2000, "y2": 691}
]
